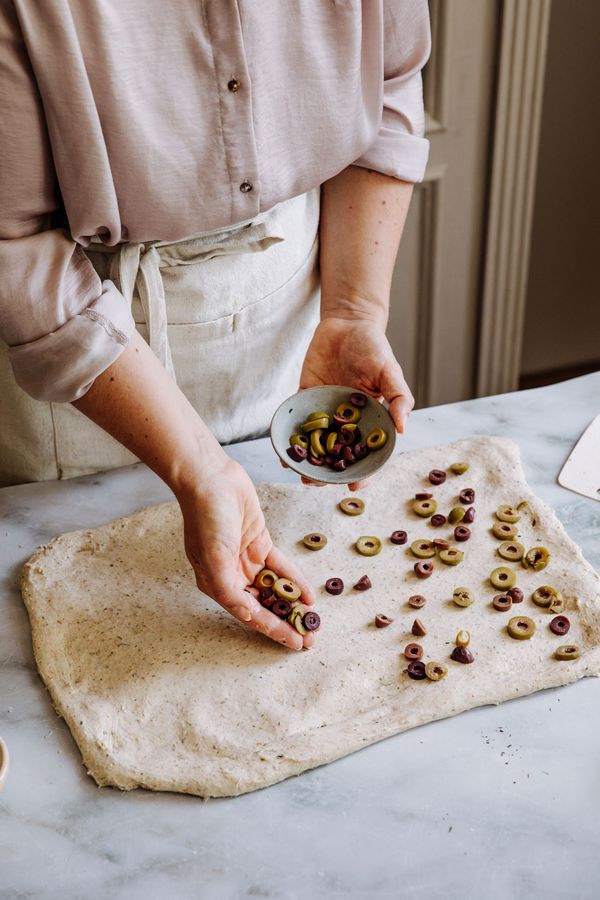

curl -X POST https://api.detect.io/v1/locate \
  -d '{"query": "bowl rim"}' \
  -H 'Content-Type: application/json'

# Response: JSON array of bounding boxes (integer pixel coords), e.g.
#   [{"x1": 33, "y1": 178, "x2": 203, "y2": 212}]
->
[
  {"x1": 0, "y1": 735, "x2": 9, "y2": 790},
  {"x1": 269, "y1": 385, "x2": 396, "y2": 484}
]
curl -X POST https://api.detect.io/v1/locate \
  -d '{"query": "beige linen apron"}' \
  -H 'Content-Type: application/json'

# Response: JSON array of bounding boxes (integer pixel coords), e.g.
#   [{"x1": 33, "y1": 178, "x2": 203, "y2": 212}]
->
[{"x1": 0, "y1": 189, "x2": 320, "y2": 484}]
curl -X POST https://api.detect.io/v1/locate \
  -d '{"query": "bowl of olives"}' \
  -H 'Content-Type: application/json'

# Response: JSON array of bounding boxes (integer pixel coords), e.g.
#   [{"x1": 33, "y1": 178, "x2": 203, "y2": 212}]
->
[{"x1": 270, "y1": 385, "x2": 396, "y2": 484}]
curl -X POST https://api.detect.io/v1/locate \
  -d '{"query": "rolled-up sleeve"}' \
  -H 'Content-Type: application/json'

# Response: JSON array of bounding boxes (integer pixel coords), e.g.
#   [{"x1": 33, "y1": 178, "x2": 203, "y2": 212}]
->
[
  {"x1": 0, "y1": 5, "x2": 134, "y2": 403},
  {"x1": 353, "y1": 0, "x2": 431, "y2": 183}
]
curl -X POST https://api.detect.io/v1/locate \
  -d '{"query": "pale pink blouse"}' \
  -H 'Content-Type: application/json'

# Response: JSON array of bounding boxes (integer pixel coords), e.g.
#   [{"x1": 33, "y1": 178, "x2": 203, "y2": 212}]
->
[{"x1": 0, "y1": 0, "x2": 430, "y2": 402}]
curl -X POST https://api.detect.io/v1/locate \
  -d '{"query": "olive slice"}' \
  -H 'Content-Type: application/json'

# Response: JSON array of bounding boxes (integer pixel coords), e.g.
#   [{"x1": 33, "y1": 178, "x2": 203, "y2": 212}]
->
[
  {"x1": 425, "y1": 661, "x2": 448, "y2": 681},
  {"x1": 439, "y1": 547, "x2": 464, "y2": 566},
  {"x1": 492, "y1": 593, "x2": 512, "y2": 612},
  {"x1": 325, "y1": 577, "x2": 344, "y2": 595},
  {"x1": 414, "y1": 561, "x2": 434, "y2": 578},
  {"x1": 310, "y1": 428, "x2": 327, "y2": 457},
  {"x1": 289, "y1": 608, "x2": 307, "y2": 635},
  {"x1": 412, "y1": 618, "x2": 427, "y2": 636},
  {"x1": 335, "y1": 402, "x2": 361, "y2": 424},
  {"x1": 458, "y1": 488, "x2": 475, "y2": 504},
  {"x1": 429, "y1": 469, "x2": 447, "y2": 485},
  {"x1": 531, "y1": 585, "x2": 559, "y2": 608},
  {"x1": 390, "y1": 530, "x2": 408, "y2": 545},
  {"x1": 366, "y1": 427, "x2": 387, "y2": 450},
  {"x1": 254, "y1": 568, "x2": 279, "y2": 590},
  {"x1": 448, "y1": 506, "x2": 466, "y2": 525},
  {"x1": 454, "y1": 525, "x2": 471, "y2": 542},
  {"x1": 549, "y1": 615, "x2": 570, "y2": 636},
  {"x1": 302, "y1": 415, "x2": 330, "y2": 433},
  {"x1": 302, "y1": 611, "x2": 321, "y2": 632},
  {"x1": 497, "y1": 540, "x2": 525, "y2": 561},
  {"x1": 450, "y1": 646, "x2": 474, "y2": 664},
  {"x1": 339, "y1": 497, "x2": 365, "y2": 516},
  {"x1": 326, "y1": 431, "x2": 338, "y2": 454},
  {"x1": 375, "y1": 613, "x2": 393, "y2": 628},
  {"x1": 273, "y1": 577, "x2": 301, "y2": 601},
  {"x1": 507, "y1": 586, "x2": 524, "y2": 604},
  {"x1": 450, "y1": 462, "x2": 470, "y2": 475},
  {"x1": 522, "y1": 546, "x2": 551, "y2": 571},
  {"x1": 549, "y1": 595, "x2": 567, "y2": 614},
  {"x1": 452, "y1": 587, "x2": 474, "y2": 608},
  {"x1": 355, "y1": 535, "x2": 382, "y2": 557},
  {"x1": 354, "y1": 575, "x2": 372, "y2": 591},
  {"x1": 507, "y1": 615, "x2": 536, "y2": 640},
  {"x1": 290, "y1": 434, "x2": 309, "y2": 450},
  {"x1": 490, "y1": 566, "x2": 516, "y2": 589},
  {"x1": 272, "y1": 598, "x2": 293, "y2": 618},
  {"x1": 496, "y1": 504, "x2": 521, "y2": 523},
  {"x1": 404, "y1": 642, "x2": 424, "y2": 660},
  {"x1": 350, "y1": 392, "x2": 368, "y2": 408},
  {"x1": 492, "y1": 522, "x2": 519, "y2": 540},
  {"x1": 410, "y1": 539, "x2": 436, "y2": 559},
  {"x1": 303, "y1": 532, "x2": 328, "y2": 551},
  {"x1": 406, "y1": 661, "x2": 427, "y2": 680},
  {"x1": 554, "y1": 644, "x2": 580, "y2": 660},
  {"x1": 430, "y1": 514, "x2": 447, "y2": 527},
  {"x1": 413, "y1": 498, "x2": 438, "y2": 518},
  {"x1": 455, "y1": 629, "x2": 471, "y2": 647},
  {"x1": 408, "y1": 594, "x2": 427, "y2": 608}
]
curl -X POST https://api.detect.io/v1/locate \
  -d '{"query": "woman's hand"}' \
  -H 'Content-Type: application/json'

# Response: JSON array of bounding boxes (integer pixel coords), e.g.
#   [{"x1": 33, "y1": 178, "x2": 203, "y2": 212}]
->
[
  {"x1": 175, "y1": 455, "x2": 317, "y2": 650},
  {"x1": 299, "y1": 316, "x2": 414, "y2": 489}
]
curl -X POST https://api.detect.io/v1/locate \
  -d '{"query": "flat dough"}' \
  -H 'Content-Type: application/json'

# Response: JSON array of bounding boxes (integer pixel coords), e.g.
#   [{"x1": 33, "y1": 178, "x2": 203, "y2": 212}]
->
[{"x1": 22, "y1": 437, "x2": 600, "y2": 797}]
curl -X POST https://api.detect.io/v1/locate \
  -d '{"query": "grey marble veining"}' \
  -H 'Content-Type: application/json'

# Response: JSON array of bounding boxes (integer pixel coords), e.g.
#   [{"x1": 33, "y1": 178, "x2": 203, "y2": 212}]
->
[{"x1": 1, "y1": 373, "x2": 599, "y2": 900}]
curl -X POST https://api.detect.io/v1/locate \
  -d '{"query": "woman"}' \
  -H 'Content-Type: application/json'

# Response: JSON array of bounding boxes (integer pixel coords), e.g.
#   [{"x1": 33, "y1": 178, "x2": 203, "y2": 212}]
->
[{"x1": 0, "y1": 1, "x2": 431, "y2": 650}]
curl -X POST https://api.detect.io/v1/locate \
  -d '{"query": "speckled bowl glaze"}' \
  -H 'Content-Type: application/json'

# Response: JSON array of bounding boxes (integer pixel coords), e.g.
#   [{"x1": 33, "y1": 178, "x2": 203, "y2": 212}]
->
[
  {"x1": 270, "y1": 385, "x2": 396, "y2": 484},
  {"x1": 0, "y1": 737, "x2": 9, "y2": 791}
]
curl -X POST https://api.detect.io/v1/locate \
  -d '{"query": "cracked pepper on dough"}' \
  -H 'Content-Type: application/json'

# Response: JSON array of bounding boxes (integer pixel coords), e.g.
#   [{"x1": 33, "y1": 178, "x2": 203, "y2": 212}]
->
[{"x1": 21, "y1": 437, "x2": 600, "y2": 797}]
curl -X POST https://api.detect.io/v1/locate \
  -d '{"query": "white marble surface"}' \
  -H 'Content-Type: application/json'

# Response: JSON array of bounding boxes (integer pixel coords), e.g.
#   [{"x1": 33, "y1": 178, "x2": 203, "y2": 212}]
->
[{"x1": 1, "y1": 373, "x2": 599, "y2": 900}]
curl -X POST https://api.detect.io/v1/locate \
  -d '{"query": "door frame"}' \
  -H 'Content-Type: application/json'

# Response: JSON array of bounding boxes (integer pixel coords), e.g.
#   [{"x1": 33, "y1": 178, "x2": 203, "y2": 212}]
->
[{"x1": 476, "y1": 0, "x2": 552, "y2": 397}]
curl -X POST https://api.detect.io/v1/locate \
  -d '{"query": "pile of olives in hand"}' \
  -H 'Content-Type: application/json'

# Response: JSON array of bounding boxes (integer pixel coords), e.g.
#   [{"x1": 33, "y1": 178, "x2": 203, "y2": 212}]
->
[
  {"x1": 254, "y1": 567, "x2": 320, "y2": 635},
  {"x1": 286, "y1": 392, "x2": 388, "y2": 472}
]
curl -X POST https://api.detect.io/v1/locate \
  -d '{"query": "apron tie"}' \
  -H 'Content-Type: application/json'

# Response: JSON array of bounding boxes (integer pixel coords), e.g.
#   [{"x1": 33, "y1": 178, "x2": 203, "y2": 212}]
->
[{"x1": 110, "y1": 243, "x2": 176, "y2": 381}]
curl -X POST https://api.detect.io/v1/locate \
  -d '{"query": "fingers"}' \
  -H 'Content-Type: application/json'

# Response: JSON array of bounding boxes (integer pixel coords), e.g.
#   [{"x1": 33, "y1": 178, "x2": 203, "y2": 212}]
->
[
  {"x1": 300, "y1": 475, "x2": 327, "y2": 487},
  {"x1": 380, "y1": 361, "x2": 415, "y2": 433},
  {"x1": 348, "y1": 476, "x2": 373, "y2": 492},
  {"x1": 266, "y1": 545, "x2": 317, "y2": 606}
]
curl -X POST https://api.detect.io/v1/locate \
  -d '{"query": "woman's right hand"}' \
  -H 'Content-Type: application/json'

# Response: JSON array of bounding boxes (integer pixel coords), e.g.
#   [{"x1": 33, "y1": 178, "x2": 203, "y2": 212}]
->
[{"x1": 174, "y1": 454, "x2": 317, "y2": 650}]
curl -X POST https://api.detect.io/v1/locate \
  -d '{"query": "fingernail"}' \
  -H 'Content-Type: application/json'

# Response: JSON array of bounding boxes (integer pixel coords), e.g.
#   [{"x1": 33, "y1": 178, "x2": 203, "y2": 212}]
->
[{"x1": 232, "y1": 605, "x2": 252, "y2": 622}]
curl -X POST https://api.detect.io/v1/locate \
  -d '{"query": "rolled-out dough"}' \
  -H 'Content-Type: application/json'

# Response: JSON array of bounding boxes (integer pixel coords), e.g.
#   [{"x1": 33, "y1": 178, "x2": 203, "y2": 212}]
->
[{"x1": 22, "y1": 437, "x2": 600, "y2": 797}]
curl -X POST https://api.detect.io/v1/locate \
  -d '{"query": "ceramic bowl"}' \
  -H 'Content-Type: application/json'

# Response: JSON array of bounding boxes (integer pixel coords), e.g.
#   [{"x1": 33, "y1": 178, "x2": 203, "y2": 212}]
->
[{"x1": 270, "y1": 385, "x2": 396, "y2": 484}]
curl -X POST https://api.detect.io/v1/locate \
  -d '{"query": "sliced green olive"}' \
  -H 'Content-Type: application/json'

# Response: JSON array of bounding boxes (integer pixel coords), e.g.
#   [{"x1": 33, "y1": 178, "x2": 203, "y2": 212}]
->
[
  {"x1": 496, "y1": 504, "x2": 521, "y2": 523},
  {"x1": 439, "y1": 547, "x2": 465, "y2": 566},
  {"x1": 310, "y1": 428, "x2": 327, "y2": 457},
  {"x1": 492, "y1": 521, "x2": 519, "y2": 540},
  {"x1": 355, "y1": 535, "x2": 382, "y2": 557},
  {"x1": 303, "y1": 532, "x2": 328, "y2": 551},
  {"x1": 516, "y1": 500, "x2": 530, "y2": 513},
  {"x1": 497, "y1": 541, "x2": 525, "y2": 561},
  {"x1": 490, "y1": 566, "x2": 517, "y2": 589},
  {"x1": 455, "y1": 629, "x2": 471, "y2": 647},
  {"x1": 412, "y1": 497, "x2": 438, "y2": 518},
  {"x1": 289, "y1": 434, "x2": 309, "y2": 450},
  {"x1": 339, "y1": 497, "x2": 365, "y2": 516},
  {"x1": 452, "y1": 587, "x2": 474, "y2": 608},
  {"x1": 255, "y1": 568, "x2": 278, "y2": 589},
  {"x1": 306, "y1": 410, "x2": 329, "y2": 421},
  {"x1": 326, "y1": 431, "x2": 338, "y2": 453},
  {"x1": 425, "y1": 661, "x2": 448, "y2": 681},
  {"x1": 273, "y1": 577, "x2": 302, "y2": 601},
  {"x1": 302, "y1": 415, "x2": 330, "y2": 433},
  {"x1": 522, "y1": 546, "x2": 551, "y2": 571},
  {"x1": 288, "y1": 607, "x2": 307, "y2": 635},
  {"x1": 335, "y1": 402, "x2": 361, "y2": 424},
  {"x1": 450, "y1": 462, "x2": 470, "y2": 475},
  {"x1": 531, "y1": 585, "x2": 559, "y2": 608},
  {"x1": 554, "y1": 645, "x2": 580, "y2": 661},
  {"x1": 448, "y1": 506, "x2": 466, "y2": 525},
  {"x1": 366, "y1": 427, "x2": 387, "y2": 450},
  {"x1": 549, "y1": 595, "x2": 567, "y2": 614},
  {"x1": 507, "y1": 615, "x2": 536, "y2": 640},
  {"x1": 410, "y1": 539, "x2": 436, "y2": 559}
]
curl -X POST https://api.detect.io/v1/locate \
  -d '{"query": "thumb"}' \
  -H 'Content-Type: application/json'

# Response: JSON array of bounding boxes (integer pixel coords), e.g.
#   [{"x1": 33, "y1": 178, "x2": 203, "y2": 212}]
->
[{"x1": 379, "y1": 360, "x2": 414, "y2": 433}]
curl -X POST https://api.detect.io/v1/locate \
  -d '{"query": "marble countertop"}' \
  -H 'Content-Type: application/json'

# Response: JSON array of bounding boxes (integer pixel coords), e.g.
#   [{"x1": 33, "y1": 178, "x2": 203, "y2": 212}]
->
[{"x1": 1, "y1": 373, "x2": 599, "y2": 900}]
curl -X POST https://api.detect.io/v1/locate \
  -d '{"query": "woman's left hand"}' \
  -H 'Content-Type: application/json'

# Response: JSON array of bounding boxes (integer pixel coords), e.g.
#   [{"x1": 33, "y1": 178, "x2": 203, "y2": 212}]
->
[{"x1": 298, "y1": 316, "x2": 414, "y2": 489}]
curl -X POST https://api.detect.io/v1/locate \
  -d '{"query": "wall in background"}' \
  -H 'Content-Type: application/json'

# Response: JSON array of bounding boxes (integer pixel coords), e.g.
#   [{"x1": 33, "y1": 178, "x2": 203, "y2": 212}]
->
[{"x1": 520, "y1": 0, "x2": 600, "y2": 381}]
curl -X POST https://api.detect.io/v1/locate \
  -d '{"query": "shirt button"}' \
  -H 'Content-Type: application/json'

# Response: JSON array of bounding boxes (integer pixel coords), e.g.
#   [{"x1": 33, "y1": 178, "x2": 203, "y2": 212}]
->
[
  {"x1": 239, "y1": 181, "x2": 253, "y2": 193},
  {"x1": 228, "y1": 77, "x2": 241, "y2": 93}
]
